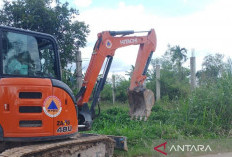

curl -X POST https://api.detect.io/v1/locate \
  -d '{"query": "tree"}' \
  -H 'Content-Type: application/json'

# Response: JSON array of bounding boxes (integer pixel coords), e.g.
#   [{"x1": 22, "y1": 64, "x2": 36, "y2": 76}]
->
[
  {"x1": 146, "y1": 45, "x2": 190, "y2": 100},
  {"x1": 125, "y1": 65, "x2": 134, "y2": 80},
  {"x1": 115, "y1": 76, "x2": 130, "y2": 102},
  {"x1": 165, "y1": 45, "x2": 188, "y2": 81},
  {"x1": 100, "y1": 75, "x2": 130, "y2": 103},
  {"x1": 196, "y1": 53, "x2": 225, "y2": 84},
  {"x1": 0, "y1": 0, "x2": 89, "y2": 69},
  {"x1": 225, "y1": 57, "x2": 232, "y2": 76},
  {"x1": 166, "y1": 45, "x2": 187, "y2": 67}
]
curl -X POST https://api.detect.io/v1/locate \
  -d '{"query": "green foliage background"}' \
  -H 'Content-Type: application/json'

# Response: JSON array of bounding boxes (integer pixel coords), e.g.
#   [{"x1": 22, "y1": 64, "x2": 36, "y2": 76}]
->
[{"x1": 89, "y1": 46, "x2": 232, "y2": 156}]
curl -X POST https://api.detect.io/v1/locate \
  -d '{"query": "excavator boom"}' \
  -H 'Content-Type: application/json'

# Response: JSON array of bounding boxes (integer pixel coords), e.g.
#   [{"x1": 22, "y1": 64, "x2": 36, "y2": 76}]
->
[{"x1": 77, "y1": 29, "x2": 157, "y2": 129}]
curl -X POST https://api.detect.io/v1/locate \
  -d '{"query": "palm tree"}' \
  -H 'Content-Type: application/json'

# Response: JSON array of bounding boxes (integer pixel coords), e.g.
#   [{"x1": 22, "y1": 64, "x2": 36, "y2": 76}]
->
[
  {"x1": 166, "y1": 45, "x2": 188, "y2": 80},
  {"x1": 125, "y1": 65, "x2": 135, "y2": 80},
  {"x1": 170, "y1": 45, "x2": 187, "y2": 68}
]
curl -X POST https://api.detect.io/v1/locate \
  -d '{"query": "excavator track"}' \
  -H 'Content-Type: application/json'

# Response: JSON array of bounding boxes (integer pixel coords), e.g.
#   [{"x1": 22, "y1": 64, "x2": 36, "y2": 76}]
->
[{"x1": 0, "y1": 134, "x2": 115, "y2": 157}]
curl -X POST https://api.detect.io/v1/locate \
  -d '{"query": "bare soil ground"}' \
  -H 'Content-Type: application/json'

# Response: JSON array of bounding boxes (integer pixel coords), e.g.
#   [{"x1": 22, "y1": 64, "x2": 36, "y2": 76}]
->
[{"x1": 198, "y1": 152, "x2": 232, "y2": 157}]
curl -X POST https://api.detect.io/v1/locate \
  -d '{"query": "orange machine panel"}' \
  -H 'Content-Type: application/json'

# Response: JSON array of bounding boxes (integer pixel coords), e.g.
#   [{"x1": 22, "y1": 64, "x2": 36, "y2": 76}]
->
[
  {"x1": 0, "y1": 78, "x2": 78, "y2": 140},
  {"x1": 52, "y1": 87, "x2": 78, "y2": 136},
  {"x1": 0, "y1": 78, "x2": 53, "y2": 138}
]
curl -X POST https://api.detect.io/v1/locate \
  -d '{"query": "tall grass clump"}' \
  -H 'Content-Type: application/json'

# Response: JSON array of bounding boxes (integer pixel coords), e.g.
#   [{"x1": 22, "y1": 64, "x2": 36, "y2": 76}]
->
[
  {"x1": 87, "y1": 74, "x2": 232, "y2": 156},
  {"x1": 185, "y1": 74, "x2": 232, "y2": 135},
  {"x1": 90, "y1": 74, "x2": 232, "y2": 140}
]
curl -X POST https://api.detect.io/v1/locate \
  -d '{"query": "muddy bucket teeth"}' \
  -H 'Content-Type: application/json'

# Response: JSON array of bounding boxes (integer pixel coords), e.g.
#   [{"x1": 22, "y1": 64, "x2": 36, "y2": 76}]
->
[{"x1": 128, "y1": 88, "x2": 155, "y2": 120}]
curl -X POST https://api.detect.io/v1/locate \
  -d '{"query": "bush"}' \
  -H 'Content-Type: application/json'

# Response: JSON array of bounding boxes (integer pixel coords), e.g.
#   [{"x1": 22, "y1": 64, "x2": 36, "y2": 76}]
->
[
  {"x1": 115, "y1": 79, "x2": 130, "y2": 102},
  {"x1": 100, "y1": 83, "x2": 113, "y2": 101},
  {"x1": 187, "y1": 74, "x2": 232, "y2": 132}
]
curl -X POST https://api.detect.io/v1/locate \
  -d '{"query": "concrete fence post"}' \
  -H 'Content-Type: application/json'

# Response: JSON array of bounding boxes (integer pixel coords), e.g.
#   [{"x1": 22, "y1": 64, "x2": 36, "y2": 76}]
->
[
  {"x1": 76, "y1": 50, "x2": 82, "y2": 90},
  {"x1": 190, "y1": 49, "x2": 196, "y2": 90},
  {"x1": 156, "y1": 65, "x2": 160, "y2": 101},
  {"x1": 112, "y1": 74, "x2": 116, "y2": 104}
]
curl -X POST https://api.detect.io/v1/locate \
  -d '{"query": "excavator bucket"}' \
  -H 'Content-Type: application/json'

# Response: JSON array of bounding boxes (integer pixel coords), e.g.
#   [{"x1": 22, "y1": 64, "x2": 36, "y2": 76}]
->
[{"x1": 128, "y1": 88, "x2": 155, "y2": 120}]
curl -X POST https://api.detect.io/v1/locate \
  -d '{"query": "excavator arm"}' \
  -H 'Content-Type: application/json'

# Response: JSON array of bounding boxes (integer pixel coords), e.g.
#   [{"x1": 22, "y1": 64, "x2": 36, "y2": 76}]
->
[{"x1": 77, "y1": 29, "x2": 157, "y2": 130}]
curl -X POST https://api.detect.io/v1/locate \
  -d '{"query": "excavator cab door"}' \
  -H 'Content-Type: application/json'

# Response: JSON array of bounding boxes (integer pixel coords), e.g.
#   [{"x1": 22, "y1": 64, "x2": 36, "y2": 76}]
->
[{"x1": 0, "y1": 26, "x2": 63, "y2": 140}]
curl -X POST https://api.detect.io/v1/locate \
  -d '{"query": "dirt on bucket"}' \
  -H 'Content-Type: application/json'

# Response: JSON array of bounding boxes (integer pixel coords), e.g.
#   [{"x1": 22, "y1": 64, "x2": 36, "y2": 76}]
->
[{"x1": 128, "y1": 88, "x2": 155, "y2": 121}]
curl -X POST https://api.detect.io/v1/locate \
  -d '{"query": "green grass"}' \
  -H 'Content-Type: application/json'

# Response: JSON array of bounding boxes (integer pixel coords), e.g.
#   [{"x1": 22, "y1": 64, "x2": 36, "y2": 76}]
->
[
  {"x1": 85, "y1": 97, "x2": 232, "y2": 156},
  {"x1": 87, "y1": 75, "x2": 232, "y2": 156}
]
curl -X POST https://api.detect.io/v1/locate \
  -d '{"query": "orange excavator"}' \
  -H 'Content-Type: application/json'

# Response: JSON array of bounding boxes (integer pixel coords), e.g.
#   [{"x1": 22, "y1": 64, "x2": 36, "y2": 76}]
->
[
  {"x1": 77, "y1": 29, "x2": 156, "y2": 129},
  {"x1": 0, "y1": 26, "x2": 156, "y2": 156}
]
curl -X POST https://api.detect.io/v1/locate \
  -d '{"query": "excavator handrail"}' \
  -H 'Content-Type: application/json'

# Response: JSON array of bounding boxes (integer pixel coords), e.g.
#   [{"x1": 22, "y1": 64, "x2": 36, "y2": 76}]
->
[
  {"x1": 109, "y1": 30, "x2": 134, "y2": 36},
  {"x1": 109, "y1": 30, "x2": 150, "y2": 36}
]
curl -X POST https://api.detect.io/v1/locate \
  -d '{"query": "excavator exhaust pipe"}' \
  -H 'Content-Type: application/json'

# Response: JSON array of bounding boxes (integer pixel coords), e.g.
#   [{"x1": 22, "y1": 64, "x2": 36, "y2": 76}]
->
[{"x1": 128, "y1": 88, "x2": 155, "y2": 120}]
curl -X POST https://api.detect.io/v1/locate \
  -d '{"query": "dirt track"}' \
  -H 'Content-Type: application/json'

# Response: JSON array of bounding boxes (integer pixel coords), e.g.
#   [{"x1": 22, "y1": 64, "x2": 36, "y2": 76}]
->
[
  {"x1": 198, "y1": 152, "x2": 232, "y2": 157},
  {"x1": 0, "y1": 135, "x2": 115, "y2": 157}
]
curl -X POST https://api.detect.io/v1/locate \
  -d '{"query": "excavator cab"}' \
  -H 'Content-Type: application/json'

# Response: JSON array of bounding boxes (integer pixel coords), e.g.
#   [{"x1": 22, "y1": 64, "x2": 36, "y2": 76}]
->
[{"x1": 0, "y1": 26, "x2": 78, "y2": 141}]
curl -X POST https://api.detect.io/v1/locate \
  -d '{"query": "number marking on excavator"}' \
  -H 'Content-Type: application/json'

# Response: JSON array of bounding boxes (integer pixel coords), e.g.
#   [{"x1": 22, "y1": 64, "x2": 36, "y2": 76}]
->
[{"x1": 57, "y1": 126, "x2": 72, "y2": 133}]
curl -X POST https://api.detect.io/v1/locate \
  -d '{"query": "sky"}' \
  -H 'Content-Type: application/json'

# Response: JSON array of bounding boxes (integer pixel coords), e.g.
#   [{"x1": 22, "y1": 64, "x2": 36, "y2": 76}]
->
[
  {"x1": 63, "y1": 0, "x2": 232, "y2": 75},
  {"x1": 1, "y1": 0, "x2": 232, "y2": 75}
]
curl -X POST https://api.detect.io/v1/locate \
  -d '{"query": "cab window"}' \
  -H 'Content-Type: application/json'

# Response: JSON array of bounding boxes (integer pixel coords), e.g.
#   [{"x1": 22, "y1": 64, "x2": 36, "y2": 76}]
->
[{"x1": 2, "y1": 31, "x2": 57, "y2": 78}]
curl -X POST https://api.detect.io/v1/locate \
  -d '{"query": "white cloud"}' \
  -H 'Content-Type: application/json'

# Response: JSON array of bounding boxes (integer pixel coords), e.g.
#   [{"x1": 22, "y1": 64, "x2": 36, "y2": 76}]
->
[
  {"x1": 183, "y1": 0, "x2": 188, "y2": 3},
  {"x1": 50, "y1": 0, "x2": 57, "y2": 8},
  {"x1": 0, "y1": 0, "x2": 4, "y2": 9},
  {"x1": 78, "y1": 0, "x2": 232, "y2": 73},
  {"x1": 78, "y1": 2, "x2": 152, "y2": 73},
  {"x1": 74, "y1": 0, "x2": 92, "y2": 7}
]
